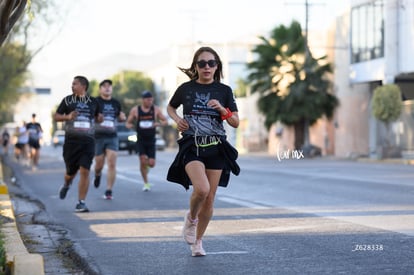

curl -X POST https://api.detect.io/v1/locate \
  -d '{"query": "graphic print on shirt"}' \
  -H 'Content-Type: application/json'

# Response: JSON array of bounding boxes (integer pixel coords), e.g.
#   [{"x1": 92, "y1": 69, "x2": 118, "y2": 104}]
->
[
  {"x1": 184, "y1": 89, "x2": 226, "y2": 136},
  {"x1": 26, "y1": 123, "x2": 42, "y2": 141},
  {"x1": 63, "y1": 98, "x2": 96, "y2": 138},
  {"x1": 95, "y1": 101, "x2": 118, "y2": 135}
]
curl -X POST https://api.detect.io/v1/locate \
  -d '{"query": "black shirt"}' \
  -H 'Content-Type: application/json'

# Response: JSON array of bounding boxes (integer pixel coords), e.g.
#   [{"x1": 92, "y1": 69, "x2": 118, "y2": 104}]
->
[
  {"x1": 56, "y1": 94, "x2": 101, "y2": 143},
  {"x1": 26, "y1": 122, "x2": 42, "y2": 141},
  {"x1": 169, "y1": 80, "x2": 238, "y2": 136},
  {"x1": 95, "y1": 97, "x2": 122, "y2": 139}
]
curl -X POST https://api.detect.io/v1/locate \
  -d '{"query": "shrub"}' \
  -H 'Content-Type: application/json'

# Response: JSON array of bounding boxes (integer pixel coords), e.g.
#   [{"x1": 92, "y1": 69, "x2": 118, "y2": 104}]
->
[{"x1": 372, "y1": 84, "x2": 402, "y2": 123}]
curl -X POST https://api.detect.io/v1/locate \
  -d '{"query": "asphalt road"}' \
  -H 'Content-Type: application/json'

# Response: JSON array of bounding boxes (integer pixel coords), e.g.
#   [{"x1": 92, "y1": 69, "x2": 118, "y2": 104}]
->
[{"x1": 3, "y1": 145, "x2": 414, "y2": 274}]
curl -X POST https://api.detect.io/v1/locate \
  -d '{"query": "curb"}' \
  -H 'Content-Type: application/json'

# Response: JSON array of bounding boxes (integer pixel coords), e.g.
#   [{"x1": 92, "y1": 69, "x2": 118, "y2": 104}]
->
[{"x1": 0, "y1": 161, "x2": 45, "y2": 275}]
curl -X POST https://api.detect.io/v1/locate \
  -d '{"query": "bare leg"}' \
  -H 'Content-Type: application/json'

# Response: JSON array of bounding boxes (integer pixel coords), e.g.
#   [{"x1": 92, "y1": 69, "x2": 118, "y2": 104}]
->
[
  {"x1": 184, "y1": 161, "x2": 210, "y2": 221},
  {"x1": 94, "y1": 154, "x2": 105, "y2": 177},
  {"x1": 32, "y1": 148, "x2": 40, "y2": 167},
  {"x1": 64, "y1": 173, "x2": 76, "y2": 186},
  {"x1": 78, "y1": 167, "x2": 90, "y2": 201},
  {"x1": 139, "y1": 154, "x2": 149, "y2": 183},
  {"x1": 196, "y1": 169, "x2": 221, "y2": 240},
  {"x1": 105, "y1": 149, "x2": 117, "y2": 190}
]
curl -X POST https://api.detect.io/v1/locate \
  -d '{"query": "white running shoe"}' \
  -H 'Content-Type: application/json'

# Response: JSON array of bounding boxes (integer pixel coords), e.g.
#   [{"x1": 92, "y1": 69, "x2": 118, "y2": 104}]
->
[
  {"x1": 191, "y1": 239, "x2": 206, "y2": 257},
  {"x1": 182, "y1": 211, "x2": 197, "y2": 244}
]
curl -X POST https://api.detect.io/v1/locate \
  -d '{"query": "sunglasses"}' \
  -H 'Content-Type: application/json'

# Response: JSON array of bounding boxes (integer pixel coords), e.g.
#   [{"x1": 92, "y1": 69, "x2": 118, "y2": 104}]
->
[{"x1": 196, "y1": 59, "x2": 218, "y2": 68}]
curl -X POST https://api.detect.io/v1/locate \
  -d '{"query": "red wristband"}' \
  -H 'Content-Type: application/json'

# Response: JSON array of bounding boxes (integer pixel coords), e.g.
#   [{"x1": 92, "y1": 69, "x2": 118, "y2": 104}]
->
[{"x1": 221, "y1": 108, "x2": 232, "y2": 120}]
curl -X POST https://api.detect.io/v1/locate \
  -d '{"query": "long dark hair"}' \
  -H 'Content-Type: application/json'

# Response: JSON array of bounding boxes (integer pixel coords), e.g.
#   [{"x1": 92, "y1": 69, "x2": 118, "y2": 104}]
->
[{"x1": 178, "y1": 46, "x2": 223, "y2": 82}]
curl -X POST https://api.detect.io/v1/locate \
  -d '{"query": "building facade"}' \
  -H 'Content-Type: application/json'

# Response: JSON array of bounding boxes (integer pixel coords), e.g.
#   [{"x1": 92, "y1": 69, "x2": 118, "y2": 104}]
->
[{"x1": 334, "y1": 0, "x2": 414, "y2": 158}]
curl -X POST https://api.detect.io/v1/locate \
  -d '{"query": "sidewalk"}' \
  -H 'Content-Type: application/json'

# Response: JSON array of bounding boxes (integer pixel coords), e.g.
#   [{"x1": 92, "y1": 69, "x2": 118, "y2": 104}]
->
[{"x1": 0, "y1": 159, "x2": 45, "y2": 275}]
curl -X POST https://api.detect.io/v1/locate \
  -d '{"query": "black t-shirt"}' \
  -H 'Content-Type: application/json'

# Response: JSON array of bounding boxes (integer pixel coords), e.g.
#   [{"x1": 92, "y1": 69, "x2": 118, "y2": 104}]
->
[
  {"x1": 2, "y1": 132, "x2": 9, "y2": 142},
  {"x1": 26, "y1": 122, "x2": 42, "y2": 141},
  {"x1": 169, "y1": 80, "x2": 238, "y2": 136},
  {"x1": 56, "y1": 94, "x2": 101, "y2": 143},
  {"x1": 94, "y1": 97, "x2": 122, "y2": 138}
]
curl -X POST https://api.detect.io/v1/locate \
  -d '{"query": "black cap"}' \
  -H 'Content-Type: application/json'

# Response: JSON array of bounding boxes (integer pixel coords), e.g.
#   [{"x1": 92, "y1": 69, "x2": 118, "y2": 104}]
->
[
  {"x1": 142, "y1": 91, "x2": 153, "y2": 98},
  {"x1": 99, "y1": 79, "x2": 112, "y2": 87}
]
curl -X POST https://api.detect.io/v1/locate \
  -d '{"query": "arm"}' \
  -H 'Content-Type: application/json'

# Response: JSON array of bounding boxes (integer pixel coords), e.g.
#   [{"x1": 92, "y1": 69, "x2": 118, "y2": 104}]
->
[
  {"x1": 118, "y1": 111, "x2": 127, "y2": 122},
  {"x1": 53, "y1": 111, "x2": 78, "y2": 122},
  {"x1": 207, "y1": 99, "x2": 240, "y2": 128},
  {"x1": 95, "y1": 113, "x2": 104, "y2": 123},
  {"x1": 167, "y1": 104, "x2": 188, "y2": 132},
  {"x1": 125, "y1": 106, "x2": 137, "y2": 129},
  {"x1": 224, "y1": 111, "x2": 239, "y2": 128},
  {"x1": 154, "y1": 106, "x2": 168, "y2": 127}
]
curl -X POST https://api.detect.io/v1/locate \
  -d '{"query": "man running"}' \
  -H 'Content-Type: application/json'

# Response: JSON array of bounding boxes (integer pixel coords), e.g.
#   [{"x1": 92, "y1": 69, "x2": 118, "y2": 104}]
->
[
  {"x1": 93, "y1": 79, "x2": 126, "y2": 200},
  {"x1": 54, "y1": 76, "x2": 103, "y2": 212},
  {"x1": 26, "y1": 113, "x2": 43, "y2": 171},
  {"x1": 126, "y1": 91, "x2": 168, "y2": 191}
]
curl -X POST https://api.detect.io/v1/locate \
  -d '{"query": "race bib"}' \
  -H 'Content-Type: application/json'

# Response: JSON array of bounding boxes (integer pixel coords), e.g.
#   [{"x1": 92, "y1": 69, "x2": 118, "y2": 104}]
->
[
  {"x1": 101, "y1": 120, "x2": 115, "y2": 128},
  {"x1": 139, "y1": 121, "x2": 153, "y2": 128},
  {"x1": 74, "y1": 121, "x2": 91, "y2": 129}
]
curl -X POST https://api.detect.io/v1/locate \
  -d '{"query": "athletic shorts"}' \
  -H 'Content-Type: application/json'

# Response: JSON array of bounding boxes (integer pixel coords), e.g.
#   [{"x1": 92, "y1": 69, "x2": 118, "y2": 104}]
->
[
  {"x1": 14, "y1": 143, "x2": 26, "y2": 149},
  {"x1": 63, "y1": 141, "x2": 95, "y2": 175},
  {"x1": 28, "y1": 139, "x2": 41, "y2": 149},
  {"x1": 137, "y1": 138, "x2": 156, "y2": 159},
  {"x1": 95, "y1": 136, "x2": 119, "y2": 156},
  {"x1": 183, "y1": 144, "x2": 225, "y2": 170}
]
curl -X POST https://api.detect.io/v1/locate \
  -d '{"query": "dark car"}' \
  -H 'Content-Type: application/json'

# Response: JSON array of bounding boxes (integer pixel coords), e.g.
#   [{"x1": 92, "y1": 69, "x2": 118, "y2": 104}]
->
[
  {"x1": 117, "y1": 125, "x2": 167, "y2": 154},
  {"x1": 116, "y1": 124, "x2": 137, "y2": 154}
]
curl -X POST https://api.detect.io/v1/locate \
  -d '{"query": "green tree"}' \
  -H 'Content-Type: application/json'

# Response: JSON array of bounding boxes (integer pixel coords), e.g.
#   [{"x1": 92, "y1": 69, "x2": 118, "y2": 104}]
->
[
  {"x1": 247, "y1": 20, "x2": 339, "y2": 150},
  {"x1": 0, "y1": 42, "x2": 31, "y2": 125},
  {"x1": 92, "y1": 71, "x2": 155, "y2": 112},
  {"x1": 88, "y1": 79, "x2": 99, "y2": 97},
  {"x1": 234, "y1": 78, "x2": 248, "y2": 98},
  {"x1": 0, "y1": 0, "x2": 61, "y2": 125},
  {"x1": 371, "y1": 84, "x2": 402, "y2": 158}
]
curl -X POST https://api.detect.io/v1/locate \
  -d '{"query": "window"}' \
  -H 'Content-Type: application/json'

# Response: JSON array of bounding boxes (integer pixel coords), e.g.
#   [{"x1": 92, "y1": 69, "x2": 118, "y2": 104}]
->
[{"x1": 350, "y1": 0, "x2": 384, "y2": 64}]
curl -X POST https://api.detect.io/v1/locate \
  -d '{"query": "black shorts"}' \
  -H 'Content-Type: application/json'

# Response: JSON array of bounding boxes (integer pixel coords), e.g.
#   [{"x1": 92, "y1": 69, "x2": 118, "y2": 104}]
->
[
  {"x1": 183, "y1": 144, "x2": 225, "y2": 170},
  {"x1": 14, "y1": 143, "x2": 26, "y2": 149},
  {"x1": 29, "y1": 139, "x2": 41, "y2": 149},
  {"x1": 63, "y1": 141, "x2": 95, "y2": 175},
  {"x1": 137, "y1": 138, "x2": 156, "y2": 159}
]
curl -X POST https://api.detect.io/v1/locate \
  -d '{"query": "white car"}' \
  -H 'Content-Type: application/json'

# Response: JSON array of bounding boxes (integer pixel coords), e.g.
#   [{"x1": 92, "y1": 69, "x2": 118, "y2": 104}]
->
[
  {"x1": 52, "y1": 130, "x2": 65, "y2": 147},
  {"x1": 155, "y1": 134, "x2": 166, "y2": 151}
]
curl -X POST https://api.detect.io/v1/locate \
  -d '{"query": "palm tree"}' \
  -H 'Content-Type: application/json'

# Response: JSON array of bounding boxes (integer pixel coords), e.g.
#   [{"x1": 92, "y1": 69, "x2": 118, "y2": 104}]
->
[{"x1": 247, "y1": 20, "x2": 339, "y2": 151}]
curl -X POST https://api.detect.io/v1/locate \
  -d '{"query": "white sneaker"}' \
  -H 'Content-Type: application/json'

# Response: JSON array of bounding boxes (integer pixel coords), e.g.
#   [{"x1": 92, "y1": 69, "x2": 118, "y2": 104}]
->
[
  {"x1": 182, "y1": 211, "x2": 197, "y2": 244},
  {"x1": 142, "y1": 183, "x2": 151, "y2": 191},
  {"x1": 191, "y1": 239, "x2": 206, "y2": 257}
]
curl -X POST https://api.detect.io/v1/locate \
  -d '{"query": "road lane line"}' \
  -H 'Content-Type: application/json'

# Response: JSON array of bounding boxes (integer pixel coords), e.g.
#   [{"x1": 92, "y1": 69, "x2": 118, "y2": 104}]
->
[{"x1": 217, "y1": 196, "x2": 270, "y2": 209}]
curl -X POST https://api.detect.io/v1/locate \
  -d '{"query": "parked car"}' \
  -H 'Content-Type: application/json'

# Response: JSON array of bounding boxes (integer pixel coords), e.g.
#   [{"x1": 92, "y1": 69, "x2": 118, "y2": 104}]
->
[
  {"x1": 117, "y1": 127, "x2": 167, "y2": 154},
  {"x1": 116, "y1": 124, "x2": 137, "y2": 154},
  {"x1": 155, "y1": 134, "x2": 166, "y2": 151},
  {"x1": 52, "y1": 130, "x2": 65, "y2": 147}
]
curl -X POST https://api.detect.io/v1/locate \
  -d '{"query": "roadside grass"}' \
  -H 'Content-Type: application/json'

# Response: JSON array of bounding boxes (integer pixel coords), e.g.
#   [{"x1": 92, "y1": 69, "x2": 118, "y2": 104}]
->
[{"x1": 0, "y1": 223, "x2": 6, "y2": 275}]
